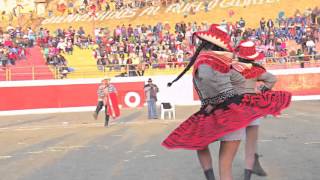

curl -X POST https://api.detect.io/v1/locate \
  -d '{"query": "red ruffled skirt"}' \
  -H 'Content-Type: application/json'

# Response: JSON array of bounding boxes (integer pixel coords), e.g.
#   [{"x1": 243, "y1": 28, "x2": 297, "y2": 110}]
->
[{"x1": 162, "y1": 91, "x2": 291, "y2": 150}]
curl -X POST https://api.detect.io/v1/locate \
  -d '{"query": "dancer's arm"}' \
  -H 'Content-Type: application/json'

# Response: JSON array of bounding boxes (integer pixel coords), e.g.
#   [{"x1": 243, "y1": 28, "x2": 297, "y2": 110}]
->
[{"x1": 258, "y1": 72, "x2": 277, "y2": 91}]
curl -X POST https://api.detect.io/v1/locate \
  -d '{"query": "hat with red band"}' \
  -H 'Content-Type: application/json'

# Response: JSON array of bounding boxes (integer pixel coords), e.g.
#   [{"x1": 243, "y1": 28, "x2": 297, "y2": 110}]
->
[
  {"x1": 236, "y1": 41, "x2": 265, "y2": 61},
  {"x1": 192, "y1": 24, "x2": 234, "y2": 52}
]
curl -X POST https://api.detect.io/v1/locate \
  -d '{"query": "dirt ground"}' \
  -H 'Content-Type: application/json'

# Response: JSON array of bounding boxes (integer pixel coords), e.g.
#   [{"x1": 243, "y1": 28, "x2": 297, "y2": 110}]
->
[{"x1": 0, "y1": 101, "x2": 319, "y2": 180}]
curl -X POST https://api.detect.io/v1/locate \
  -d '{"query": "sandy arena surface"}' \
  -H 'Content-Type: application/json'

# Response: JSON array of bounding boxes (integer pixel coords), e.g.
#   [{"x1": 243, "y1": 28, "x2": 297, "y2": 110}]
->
[{"x1": 0, "y1": 101, "x2": 319, "y2": 180}]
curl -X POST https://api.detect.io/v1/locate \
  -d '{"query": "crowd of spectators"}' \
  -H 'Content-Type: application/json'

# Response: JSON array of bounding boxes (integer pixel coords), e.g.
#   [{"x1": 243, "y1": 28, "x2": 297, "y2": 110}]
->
[
  {"x1": 91, "y1": 22, "x2": 201, "y2": 75},
  {"x1": 54, "y1": 0, "x2": 179, "y2": 16},
  {"x1": 35, "y1": 21, "x2": 199, "y2": 77},
  {"x1": 228, "y1": 8, "x2": 320, "y2": 63},
  {"x1": 1, "y1": 5, "x2": 320, "y2": 76},
  {"x1": 86, "y1": 7, "x2": 320, "y2": 74},
  {"x1": 0, "y1": 25, "x2": 31, "y2": 67},
  {"x1": 36, "y1": 27, "x2": 73, "y2": 78}
]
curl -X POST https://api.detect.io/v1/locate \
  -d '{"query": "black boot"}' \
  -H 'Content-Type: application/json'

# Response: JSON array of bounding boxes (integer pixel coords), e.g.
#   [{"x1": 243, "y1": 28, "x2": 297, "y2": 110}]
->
[
  {"x1": 204, "y1": 168, "x2": 215, "y2": 180},
  {"x1": 104, "y1": 116, "x2": 109, "y2": 127},
  {"x1": 252, "y1": 153, "x2": 267, "y2": 176},
  {"x1": 244, "y1": 169, "x2": 252, "y2": 180}
]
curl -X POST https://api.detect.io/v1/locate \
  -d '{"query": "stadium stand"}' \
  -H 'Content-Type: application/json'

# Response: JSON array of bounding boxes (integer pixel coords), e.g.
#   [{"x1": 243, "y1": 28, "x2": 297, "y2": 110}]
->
[
  {"x1": 42, "y1": 0, "x2": 320, "y2": 33},
  {"x1": 0, "y1": 0, "x2": 320, "y2": 80}
]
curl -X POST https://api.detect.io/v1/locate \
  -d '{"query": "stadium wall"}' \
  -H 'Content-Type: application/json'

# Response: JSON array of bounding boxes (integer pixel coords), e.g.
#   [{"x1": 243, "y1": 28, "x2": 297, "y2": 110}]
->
[
  {"x1": 0, "y1": 68, "x2": 320, "y2": 115},
  {"x1": 42, "y1": 0, "x2": 320, "y2": 33}
]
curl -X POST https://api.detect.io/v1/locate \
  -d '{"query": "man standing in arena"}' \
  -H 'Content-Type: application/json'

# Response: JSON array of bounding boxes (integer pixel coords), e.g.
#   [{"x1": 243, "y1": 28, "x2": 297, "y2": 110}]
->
[
  {"x1": 93, "y1": 78, "x2": 107, "y2": 120},
  {"x1": 93, "y1": 76, "x2": 120, "y2": 127},
  {"x1": 144, "y1": 78, "x2": 159, "y2": 119}
]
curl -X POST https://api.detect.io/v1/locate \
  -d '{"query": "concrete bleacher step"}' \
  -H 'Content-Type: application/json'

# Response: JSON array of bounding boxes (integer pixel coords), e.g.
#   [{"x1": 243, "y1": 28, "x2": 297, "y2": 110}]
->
[
  {"x1": 63, "y1": 47, "x2": 101, "y2": 78},
  {"x1": 62, "y1": 46, "x2": 191, "y2": 79}
]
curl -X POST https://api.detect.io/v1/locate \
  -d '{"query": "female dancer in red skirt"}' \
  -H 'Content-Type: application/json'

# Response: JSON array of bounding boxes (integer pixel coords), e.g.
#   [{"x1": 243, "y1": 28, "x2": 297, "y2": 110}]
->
[
  {"x1": 162, "y1": 25, "x2": 291, "y2": 180},
  {"x1": 234, "y1": 41, "x2": 278, "y2": 180}
]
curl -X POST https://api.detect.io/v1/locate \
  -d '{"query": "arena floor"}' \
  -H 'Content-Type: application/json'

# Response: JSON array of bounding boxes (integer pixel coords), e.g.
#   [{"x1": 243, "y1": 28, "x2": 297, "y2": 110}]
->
[{"x1": 0, "y1": 101, "x2": 319, "y2": 180}]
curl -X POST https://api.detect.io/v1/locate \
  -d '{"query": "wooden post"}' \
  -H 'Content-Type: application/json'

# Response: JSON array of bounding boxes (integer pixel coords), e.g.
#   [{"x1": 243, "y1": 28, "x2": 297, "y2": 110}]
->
[
  {"x1": 8, "y1": 68, "x2": 12, "y2": 81},
  {"x1": 32, "y1": 66, "x2": 35, "y2": 80},
  {"x1": 5, "y1": 67, "x2": 8, "y2": 81}
]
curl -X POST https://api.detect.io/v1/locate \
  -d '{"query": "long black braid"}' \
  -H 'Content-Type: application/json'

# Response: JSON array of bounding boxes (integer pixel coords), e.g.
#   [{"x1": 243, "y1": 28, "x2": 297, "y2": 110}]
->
[
  {"x1": 238, "y1": 57, "x2": 266, "y2": 70},
  {"x1": 167, "y1": 40, "x2": 225, "y2": 87}
]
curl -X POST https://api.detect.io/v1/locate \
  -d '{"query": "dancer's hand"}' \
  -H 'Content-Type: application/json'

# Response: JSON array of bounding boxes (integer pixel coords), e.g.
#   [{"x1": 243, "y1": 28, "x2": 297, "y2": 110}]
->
[
  {"x1": 259, "y1": 85, "x2": 271, "y2": 93},
  {"x1": 204, "y1": 104, "x2": 215, "y2": 114}
]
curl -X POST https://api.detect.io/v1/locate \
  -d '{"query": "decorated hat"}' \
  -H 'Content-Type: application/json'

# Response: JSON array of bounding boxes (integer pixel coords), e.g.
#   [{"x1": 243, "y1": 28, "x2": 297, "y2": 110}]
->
[
  {"x1": 236, "y1": 41, "x2": 265, "y2": 61},
  {"x1": 192, "y1": 24, "x2": 233, "y2": 52}
]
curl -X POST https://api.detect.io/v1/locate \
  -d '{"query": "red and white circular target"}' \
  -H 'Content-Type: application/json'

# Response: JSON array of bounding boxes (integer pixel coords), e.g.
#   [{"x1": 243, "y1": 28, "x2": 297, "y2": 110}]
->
[{"x1": 124, "y1": 92, "x2": 141, "y2": 108}]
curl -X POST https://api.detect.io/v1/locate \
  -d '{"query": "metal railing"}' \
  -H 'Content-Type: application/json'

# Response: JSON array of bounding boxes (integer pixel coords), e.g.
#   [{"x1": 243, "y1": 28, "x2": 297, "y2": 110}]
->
[
  {"x1": 0, "y1": 66, "x2": 55, "y2": 81},
  {"x1": 1, "y1": 55, "x2": 320, "y2": 81}
]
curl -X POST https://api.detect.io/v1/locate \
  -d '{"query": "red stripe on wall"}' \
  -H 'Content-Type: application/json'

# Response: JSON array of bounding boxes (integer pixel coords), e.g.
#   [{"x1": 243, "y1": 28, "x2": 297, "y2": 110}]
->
[
  {"x1": 193, "y1": 73, "x2": 320, "y2": 100},
  {"x1": 273, "y1": 73, "x2": 320, "y2": 95},
  {"x1": 0, "y1": 82, "x2": 145, "y2": 111}
]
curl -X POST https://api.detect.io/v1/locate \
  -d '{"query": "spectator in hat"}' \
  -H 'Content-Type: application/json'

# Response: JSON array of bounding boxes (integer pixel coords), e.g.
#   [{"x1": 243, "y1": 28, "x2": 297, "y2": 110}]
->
[{"x1": 144, "y1": 78, "x2": 159, "y2": 119}]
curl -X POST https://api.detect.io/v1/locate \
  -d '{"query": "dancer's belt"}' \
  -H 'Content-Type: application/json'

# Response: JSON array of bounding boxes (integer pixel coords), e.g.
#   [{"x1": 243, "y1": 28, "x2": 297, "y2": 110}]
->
[{"x1": 201, "y1": 89, "x2": 237, "y2": 107}]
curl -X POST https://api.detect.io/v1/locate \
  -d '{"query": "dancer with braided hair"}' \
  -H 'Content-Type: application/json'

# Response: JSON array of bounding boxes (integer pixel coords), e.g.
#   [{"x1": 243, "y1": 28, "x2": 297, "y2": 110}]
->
[{"x1": 162, "y1": 25, "x2": 291, "y2": 180}]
